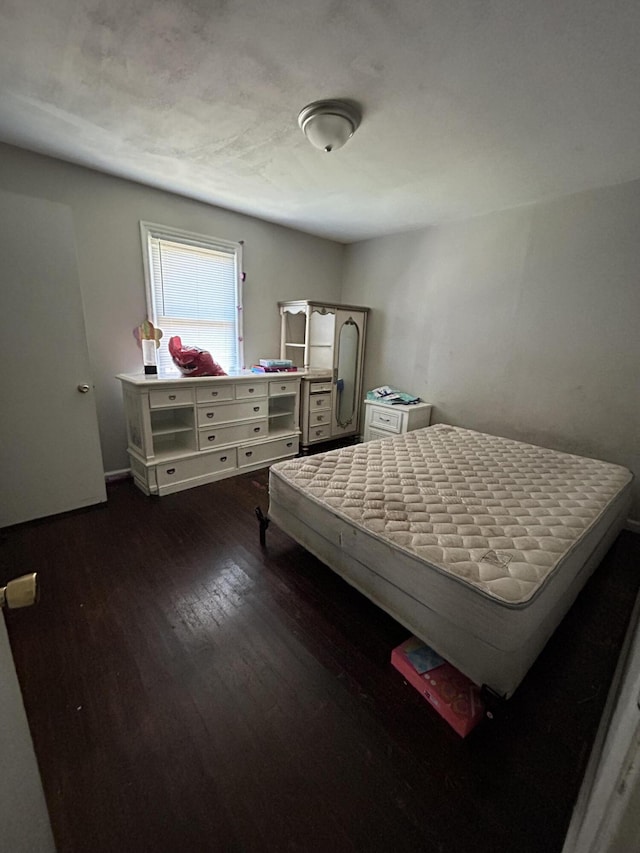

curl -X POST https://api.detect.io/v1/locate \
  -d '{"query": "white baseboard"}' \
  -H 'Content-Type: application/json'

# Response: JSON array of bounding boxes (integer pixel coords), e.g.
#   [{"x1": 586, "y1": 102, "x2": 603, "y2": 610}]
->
[
  {"x1": 104, "y1": 468, "x2": 131, "y2": 483},
  {"x1": 625, "y1": 518, "x2": 640, "y2": 535}
]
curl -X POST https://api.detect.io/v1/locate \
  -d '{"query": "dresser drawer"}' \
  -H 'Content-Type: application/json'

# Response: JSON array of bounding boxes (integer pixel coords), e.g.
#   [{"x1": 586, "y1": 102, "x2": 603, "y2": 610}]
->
[
  {"x1": 309, "y1": 381, "x2": 333, "y2": 394},
  {"x1": 235, "y1": 381, "x2": 267, "y2": 399},
  {"x1": 196, "y1": 385, "x2": 234, "y2": 403},
  {"x1": 307, "y1": 424, "x2": 331, "y2": 443},
  {"x1": 309, "y1": 410, "x2": 329, "y2": 427},
  {"x1": 199, "y1": 419, "x2": 268, "y2": 450},
  {"x1": 197, "y1": 400, "x2": 266, "y2": 426},
  {"x1": 309, "y1": 391, "x2": 332, "y2": 411},
  {"x1": 364, "y1": 426, "x2": 394, "y2": 443},
  {"x1": 156, "y1": 450, "x2": 237, "y2": 487},
  {"x1": 269, "y1": 379, "x2": 298, "y2": 396},
  {"x1": 238, "y1": 435, "x2": 299, "y2": 467},
  {"x1": 149, "y1": 387, "x2": 194, "y2": 408},
  {"x1": 369, "y1": 406, "x2": 402, "y2": 433}
]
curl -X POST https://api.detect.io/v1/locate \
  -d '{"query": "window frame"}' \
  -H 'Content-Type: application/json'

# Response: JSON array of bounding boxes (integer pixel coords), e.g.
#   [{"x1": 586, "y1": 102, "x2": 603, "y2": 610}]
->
[{"x1": 139, "y1": 221, "x2": 244, "y2": 375}]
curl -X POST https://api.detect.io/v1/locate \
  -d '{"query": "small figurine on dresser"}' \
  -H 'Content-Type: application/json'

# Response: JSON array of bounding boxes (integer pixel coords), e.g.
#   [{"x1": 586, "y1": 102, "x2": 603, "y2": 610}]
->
[{"x1": 133, "y1": 320, "x2": 163, "y2": 375}]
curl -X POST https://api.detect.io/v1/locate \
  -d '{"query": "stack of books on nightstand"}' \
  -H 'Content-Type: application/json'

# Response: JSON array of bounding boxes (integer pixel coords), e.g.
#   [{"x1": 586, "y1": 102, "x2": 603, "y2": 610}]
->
[{"x1": 366, "y1": 386, "x2": 420, "y2": 405}]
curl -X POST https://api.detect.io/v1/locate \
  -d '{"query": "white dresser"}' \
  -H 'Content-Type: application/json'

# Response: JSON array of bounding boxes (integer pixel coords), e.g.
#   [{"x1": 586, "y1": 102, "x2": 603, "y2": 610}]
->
[
  {"x1": 118, "y1": 373, "x2": 300, "y2": 496},
  {"x1": 363, "y1": 399, "x2": 433, "y2": 442},
  {"x1": 301, "y1": 374, "x2": 334, "y2": 448}
]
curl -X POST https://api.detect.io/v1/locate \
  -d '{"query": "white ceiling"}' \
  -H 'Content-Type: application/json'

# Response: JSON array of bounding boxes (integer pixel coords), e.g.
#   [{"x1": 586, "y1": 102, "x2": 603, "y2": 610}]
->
[{"x1": 1, "y1": 0, "x2": 640, "y2": 243}]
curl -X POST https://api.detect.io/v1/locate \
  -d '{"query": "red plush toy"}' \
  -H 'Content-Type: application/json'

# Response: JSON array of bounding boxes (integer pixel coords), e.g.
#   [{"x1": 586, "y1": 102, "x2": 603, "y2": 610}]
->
[{"x1": 168, "y1": 336, "x2": 227, "y2": 377}]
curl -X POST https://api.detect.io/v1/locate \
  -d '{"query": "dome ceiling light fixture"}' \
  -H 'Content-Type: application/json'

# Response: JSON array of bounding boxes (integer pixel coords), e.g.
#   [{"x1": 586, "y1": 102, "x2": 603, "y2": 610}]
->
[{"x1": 298, "y1": 99, "x2": 362, "y2": 153}]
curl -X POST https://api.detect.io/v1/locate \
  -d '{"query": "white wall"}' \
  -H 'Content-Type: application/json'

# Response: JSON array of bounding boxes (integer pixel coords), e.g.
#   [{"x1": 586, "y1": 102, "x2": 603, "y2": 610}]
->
[
  {"x1": 342, "y1": 180, "x2": 640, "y2": 521},
  {"x1": 2, "y1": 141, "x2": 638, "y2": 520},
  {"x1": 0, "y1": 143, "x2": 344, "y2": 472}
]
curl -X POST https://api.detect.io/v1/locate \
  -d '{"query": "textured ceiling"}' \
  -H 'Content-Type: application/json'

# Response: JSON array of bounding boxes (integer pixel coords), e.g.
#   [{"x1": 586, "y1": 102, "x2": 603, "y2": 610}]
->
[{"x1": 1, "y1": 0, "x2": 640, "y2": 242}]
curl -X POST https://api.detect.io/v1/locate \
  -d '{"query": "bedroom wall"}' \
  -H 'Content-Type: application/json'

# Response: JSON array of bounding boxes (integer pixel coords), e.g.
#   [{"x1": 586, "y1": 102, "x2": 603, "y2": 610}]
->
[
  {"x1": 0, "y1": 142, "x2": 344, "y2": 473},
  {"x1": 342, "y1": 179, "x2": 640, "y2": 522}
]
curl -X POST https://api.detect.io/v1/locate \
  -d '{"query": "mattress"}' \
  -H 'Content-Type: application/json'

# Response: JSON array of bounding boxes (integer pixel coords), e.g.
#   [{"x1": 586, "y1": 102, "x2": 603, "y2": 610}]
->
[{"x1": 269, "y1": 425, "x2": 632, "y2": 697}]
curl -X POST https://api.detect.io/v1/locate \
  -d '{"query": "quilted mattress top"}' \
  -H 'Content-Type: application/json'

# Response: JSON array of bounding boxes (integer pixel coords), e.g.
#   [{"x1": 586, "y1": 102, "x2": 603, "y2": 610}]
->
[{"x1": 270, "y1": 425, "x2": 632, "y2": 604}]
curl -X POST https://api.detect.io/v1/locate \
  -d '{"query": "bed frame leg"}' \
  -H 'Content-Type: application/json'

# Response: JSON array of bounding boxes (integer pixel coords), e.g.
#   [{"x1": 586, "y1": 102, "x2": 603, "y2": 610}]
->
[
  {"x1": 481, "y1": 685, "x2": 507, "y2": 720},
  {"x1": 255, "y1": 506, "x2": 270, "y2": 547}
]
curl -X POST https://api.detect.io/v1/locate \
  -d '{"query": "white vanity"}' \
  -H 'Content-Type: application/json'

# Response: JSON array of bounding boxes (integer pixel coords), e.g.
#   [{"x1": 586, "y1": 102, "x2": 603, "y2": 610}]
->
[{"x1": 279, "y1": 300, "x2": 369, "y2": 450}]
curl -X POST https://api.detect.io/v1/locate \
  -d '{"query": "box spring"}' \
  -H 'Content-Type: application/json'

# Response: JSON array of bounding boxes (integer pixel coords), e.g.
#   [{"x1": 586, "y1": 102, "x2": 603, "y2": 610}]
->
[{"x1": 269, "y1": 425, "x2": 632, "y2": 698}]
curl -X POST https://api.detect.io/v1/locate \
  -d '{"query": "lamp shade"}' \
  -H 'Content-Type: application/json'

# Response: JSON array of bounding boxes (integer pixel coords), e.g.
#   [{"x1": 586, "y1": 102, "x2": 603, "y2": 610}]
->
[{"x1": 298, "y1": 100, "x2": 361, "y2": 152}]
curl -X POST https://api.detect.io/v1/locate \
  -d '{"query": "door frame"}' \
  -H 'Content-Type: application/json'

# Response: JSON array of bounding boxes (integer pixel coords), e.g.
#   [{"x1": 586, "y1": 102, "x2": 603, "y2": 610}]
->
[{"x1": 562, "y1": 586, "x2": 640, "y2": 852}]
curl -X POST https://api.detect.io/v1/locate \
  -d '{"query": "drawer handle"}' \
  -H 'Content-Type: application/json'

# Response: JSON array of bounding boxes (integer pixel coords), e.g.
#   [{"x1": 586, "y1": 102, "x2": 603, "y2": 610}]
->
[
  {"x1": 210, "y1": 391, "x2": 218, "y2": 397},
  {"x1": 248, "y1": 388, "x2": 255, "y2": 393},
  {"x1": 220, "y1": 455, "x2": 227, "y2": 462},
  {"x1": 286, "y1": 442, "x2": 293, "y2": 448},
  {"x1": 253, "y1": 426, "x2": 261, "y2": 433},
  {"x1": 245, "y1": 450, "x2": 253, "y2": 457},
  {"x1": 253, "y1": 406, "x2": 260, "y2": 412},
  {"x1": 317, "y1": 415, "x2": 324, "y2": 421},
  {"x1": 281, "y1": 385, "x2": 287, "y2": 390},
  {"x1": 207, "y1": 412, "x2": 214, "y2": 419},
  {"x1": 379, "y1": 416, "x2": 390, "y2": 422},
  {"x1": 316, "y1": 430, "x2": 323, "y2": 436},
  {"x1": 166, "y1": 467, "x2": 176, "y2": 475},
  {"x1": 168, "y1": 394, "x2": 176, "y2": 401},
  {"x1": 208, "y1": 435, "x2": 216, "y2": 442}
]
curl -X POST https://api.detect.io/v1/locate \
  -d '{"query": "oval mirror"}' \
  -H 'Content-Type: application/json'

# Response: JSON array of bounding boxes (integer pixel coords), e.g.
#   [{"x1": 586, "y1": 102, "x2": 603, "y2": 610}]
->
[{"x1": 336, "y1": 319, "x2": 359, "y2": 428}]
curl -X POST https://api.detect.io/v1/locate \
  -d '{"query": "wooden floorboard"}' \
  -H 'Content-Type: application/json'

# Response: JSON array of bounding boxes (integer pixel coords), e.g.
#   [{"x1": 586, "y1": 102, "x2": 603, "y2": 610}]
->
[{"x1": 2, "y1": 472, "x2": 639, "y2": 853}]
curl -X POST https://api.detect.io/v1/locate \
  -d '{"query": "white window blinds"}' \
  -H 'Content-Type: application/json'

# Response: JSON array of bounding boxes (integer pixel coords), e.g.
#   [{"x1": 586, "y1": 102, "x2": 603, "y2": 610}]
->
[{"x1": 141, "y1": 223, "x2": 243, "y2": 376}]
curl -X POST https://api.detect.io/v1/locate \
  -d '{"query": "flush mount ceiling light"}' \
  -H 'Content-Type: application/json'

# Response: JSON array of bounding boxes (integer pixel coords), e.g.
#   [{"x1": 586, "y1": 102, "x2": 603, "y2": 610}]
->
[{"x1": 298, "y1": 99, "x2": 361, "y2": 153}]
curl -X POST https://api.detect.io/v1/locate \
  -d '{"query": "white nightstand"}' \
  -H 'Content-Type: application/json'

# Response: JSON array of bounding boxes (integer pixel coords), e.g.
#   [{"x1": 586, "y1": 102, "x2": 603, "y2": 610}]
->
[{"x1": 363, "y1": 399, "x2": 433, "y2": 442}]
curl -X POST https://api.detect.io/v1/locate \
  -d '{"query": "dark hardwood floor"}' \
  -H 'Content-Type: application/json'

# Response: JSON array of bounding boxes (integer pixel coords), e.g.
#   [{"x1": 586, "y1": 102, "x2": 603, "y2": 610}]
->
[{"x1": 2, "y1": 472, "x2": 639, "y2": 853}]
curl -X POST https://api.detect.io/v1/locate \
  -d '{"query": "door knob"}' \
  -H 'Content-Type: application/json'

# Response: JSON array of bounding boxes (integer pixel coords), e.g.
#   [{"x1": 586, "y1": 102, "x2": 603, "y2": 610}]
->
[
  {"x1": 77, "y1": 384, "x2": 91, "y2": 393},
  {"x1": 0, "y1": 573, "x2": 39, "y2": 610}
]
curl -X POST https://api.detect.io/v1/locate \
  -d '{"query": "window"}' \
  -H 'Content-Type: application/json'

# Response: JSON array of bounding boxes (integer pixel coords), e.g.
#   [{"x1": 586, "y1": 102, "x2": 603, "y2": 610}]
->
[{"x1": 140, "y1": 222, "x2": 244, "y2": 376}]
